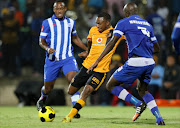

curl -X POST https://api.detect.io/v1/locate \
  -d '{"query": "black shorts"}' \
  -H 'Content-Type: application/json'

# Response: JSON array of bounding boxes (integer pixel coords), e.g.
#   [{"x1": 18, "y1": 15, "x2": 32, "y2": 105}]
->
[{"x1": 71, "y1": 66, "x2": 107, "y2": 91}]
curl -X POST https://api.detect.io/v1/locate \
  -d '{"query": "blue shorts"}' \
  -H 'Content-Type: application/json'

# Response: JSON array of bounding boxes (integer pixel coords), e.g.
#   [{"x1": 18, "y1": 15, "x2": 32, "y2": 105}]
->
[
  {"x1": 113, "y1": 58, "x2": 155, "y2": 85},
  {"x1": 44, "y1": 57, "x2": 79, "y2": 82}
]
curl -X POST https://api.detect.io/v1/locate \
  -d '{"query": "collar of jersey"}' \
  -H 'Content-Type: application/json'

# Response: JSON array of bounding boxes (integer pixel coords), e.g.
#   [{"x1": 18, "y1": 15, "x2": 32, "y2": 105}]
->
[
  {"x1": 52, "y1": 14, "x2": 67, "y2": 20},
  {"x1": 130, "y1": 14, "x2": 140, "y2": 18},
  {"x1": 98, "y1": 26, "x2": 113, "y2": 34}
]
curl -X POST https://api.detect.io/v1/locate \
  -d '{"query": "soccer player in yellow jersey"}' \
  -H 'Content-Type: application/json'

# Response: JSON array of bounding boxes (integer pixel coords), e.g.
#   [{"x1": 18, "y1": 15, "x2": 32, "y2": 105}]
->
[{"x1": 62, "y1": 12, "x2": 125, "y2": 122}]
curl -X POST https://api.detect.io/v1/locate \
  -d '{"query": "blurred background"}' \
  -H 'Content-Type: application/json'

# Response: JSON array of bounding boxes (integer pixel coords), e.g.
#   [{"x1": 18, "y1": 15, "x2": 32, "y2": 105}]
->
[{"x1": 0, "y1": 0, "x2": 180, "y2": 107}]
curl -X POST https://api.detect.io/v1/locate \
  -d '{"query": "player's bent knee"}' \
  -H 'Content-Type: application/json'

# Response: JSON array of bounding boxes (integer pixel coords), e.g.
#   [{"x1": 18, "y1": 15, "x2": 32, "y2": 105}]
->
[
  {"x1": 106, "y1": 83, "x2": 112, "y2": 92},
  {"x1": 138, "y1": 86, "x2": 148, "y2": 97},
  {"x1": 67, "y1": 89, "x2": 75, "y2": 95},
  {"x1": 106, "y1": 77, "x2": 120, "y2": 92},
  {"x1": 67, "y1": 84, "x2": 79, "y2": 95},
  {"x1": 106, "y1": 81, "x2": 115, "y2": 92}
]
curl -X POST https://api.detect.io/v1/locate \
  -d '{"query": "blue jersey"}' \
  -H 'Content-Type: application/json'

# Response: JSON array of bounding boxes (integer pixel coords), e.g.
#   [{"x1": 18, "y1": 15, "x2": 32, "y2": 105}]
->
[
  {"x1": 171, "y1": 13, "x2": 180, "y2": 55},
  {"x1": 40, "y1": 14, "x2": 77, "y2": 61},
  {"x1": 113, "y1": 15, "x2": 158, "y2": 58}
]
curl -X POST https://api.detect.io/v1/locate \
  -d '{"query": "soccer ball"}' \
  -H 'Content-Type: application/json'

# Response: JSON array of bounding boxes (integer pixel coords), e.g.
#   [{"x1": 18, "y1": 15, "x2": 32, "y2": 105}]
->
[{"x1": 38, "y1": 106, "x2": 55, "y2": 122}]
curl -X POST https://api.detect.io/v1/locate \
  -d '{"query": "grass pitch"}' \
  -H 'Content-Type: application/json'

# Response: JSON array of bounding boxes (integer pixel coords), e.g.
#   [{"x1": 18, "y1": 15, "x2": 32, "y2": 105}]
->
[{"x1": 0, "y1": 106, "x2": 180, "y2": 128}]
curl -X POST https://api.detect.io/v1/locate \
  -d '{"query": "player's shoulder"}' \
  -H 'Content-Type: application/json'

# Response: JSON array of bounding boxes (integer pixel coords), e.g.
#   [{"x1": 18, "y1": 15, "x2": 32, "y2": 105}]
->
[
  {"x1": 66, "y1": 16, "x2": 75, "y2": 24},
  {"x1": 117, "y1": 17, "x2": 129, "y2": 25},
  {"x1": 42, "y1": 18, "x2": 51, "y2": 26},
  {"x1": 90, "y1": 26, "x2": 98, "y2": 30},
  {"x1": 89, "y1": 26, "x2": 98, "y2": 32}
]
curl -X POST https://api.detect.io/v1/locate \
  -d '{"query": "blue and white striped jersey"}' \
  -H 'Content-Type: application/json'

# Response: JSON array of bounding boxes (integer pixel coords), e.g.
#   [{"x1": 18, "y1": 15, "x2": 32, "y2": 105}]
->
[
  {"x1": 113, "y1": 15, "x2": 158, "y2": 58},
  {"x1": 40, "y1": 14, "x2": 77, "y2": 61}
]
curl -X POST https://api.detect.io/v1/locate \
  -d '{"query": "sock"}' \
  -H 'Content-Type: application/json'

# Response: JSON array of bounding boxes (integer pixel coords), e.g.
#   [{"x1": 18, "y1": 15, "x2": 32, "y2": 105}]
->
[
  {"x1": 112, "y1": 86, "x2": 142, "y2": 107},
  {"x1": 71, "y1": 91, "x2": 80, "y2": 106},
  {"x1": 143, "y1": 92, "x2": 163, "y2": 123},
  {"x1": 67, "y1": 99, "x2": 85, "y2": 119},
  {"x1": 40, "y1": 86, "x2": 48, "y2": 99}
]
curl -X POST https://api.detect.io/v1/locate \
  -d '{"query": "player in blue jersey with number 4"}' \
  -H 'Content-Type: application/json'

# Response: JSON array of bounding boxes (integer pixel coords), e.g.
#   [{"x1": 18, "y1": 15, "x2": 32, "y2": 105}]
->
[
  {"x1": 36, "y1": 0, "x2": 88, "y2": 119},
  {"x1": 87, "y1": 3, "x2": 165, "y2": 125}
]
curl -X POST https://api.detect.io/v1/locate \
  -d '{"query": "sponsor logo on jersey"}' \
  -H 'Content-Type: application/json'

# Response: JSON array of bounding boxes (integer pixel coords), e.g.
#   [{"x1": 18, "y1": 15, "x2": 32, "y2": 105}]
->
[{"x1": 97, "y1": 38, "x2": 102, "y2": 43}]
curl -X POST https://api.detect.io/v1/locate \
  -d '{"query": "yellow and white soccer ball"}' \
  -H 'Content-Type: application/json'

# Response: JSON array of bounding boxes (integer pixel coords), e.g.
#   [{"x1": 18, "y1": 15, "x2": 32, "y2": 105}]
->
[{"x1": 38, "y1": 106, "x2": 55, "y2": 122}]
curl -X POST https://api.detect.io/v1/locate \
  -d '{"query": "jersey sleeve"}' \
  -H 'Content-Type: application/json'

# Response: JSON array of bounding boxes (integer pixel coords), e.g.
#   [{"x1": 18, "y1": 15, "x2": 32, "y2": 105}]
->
[
  {"x1": 87, "y1": 27, "x2": 94, "y2": 41},
  {"x1": 40, "y1": 20, "x2": 50, "y2": 39},
  {"x1": 113, "y1": 20, "x2": 124, "y2": 38},
  {"x1": 150, "y1": 27, "x2": 158, "y2": 43},
  {"x1": 72, "y1": 20, "x2": 77, "y2": 35}
]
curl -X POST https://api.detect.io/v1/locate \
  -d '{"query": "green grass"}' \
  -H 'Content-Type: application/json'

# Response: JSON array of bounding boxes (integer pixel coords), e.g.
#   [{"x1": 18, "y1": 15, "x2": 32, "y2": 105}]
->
[{"x1": 0, "y1": 106, "x2": 180, "y2": 128}]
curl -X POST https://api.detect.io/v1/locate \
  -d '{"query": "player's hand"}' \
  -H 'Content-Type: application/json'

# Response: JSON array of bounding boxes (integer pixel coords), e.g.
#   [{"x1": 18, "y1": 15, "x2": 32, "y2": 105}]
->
[
  {"x1": 87, "y1": 61, "x2": 98, "y2": 74},
  {"x1": 78, "y1": 51, "x2": 88, "y2": 58},
  {"x1": 46, "y1": 48, "x2": 56, "y2": 54}
]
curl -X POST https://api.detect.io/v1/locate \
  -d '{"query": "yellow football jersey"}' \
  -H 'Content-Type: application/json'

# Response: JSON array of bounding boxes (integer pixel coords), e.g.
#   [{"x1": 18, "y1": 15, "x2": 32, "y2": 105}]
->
[{"x1": 82, "y1": 26, "x2": 125, "y2": 73}]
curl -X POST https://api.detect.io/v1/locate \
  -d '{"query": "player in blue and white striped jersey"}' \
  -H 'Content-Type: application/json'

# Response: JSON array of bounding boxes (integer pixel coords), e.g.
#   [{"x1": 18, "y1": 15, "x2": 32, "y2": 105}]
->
[
  {"x1": 171, "y1": 13, "x2": 180, "y2": 55},
  {"x1": 88, "y1": 2, "x2": 165, "y2": 125},
  {"x1": 36, "y1": 0, "x2": 88, "y2": 119}
]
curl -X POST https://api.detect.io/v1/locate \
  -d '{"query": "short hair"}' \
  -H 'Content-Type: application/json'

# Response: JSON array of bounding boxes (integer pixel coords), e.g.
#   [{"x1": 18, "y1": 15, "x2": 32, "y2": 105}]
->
[
  {"x1": 54, "y1": 0, "x2": 67, "y2": 7},
  {"x1": 98, "y1": 12, "x2": 111, "y2": 22}
]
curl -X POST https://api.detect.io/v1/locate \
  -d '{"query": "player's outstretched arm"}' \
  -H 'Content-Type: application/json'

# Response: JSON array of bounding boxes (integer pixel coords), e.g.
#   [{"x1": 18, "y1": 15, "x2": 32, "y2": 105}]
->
[
  {"x1": 72, "y1": 35, "x2": 88, "y2": 51},
  {"x1": 87, "y1": 35, "x2": 120, "y2": 73},
  {"x1": 39, "y1": 38, "x2": 56, "y2": 54},
  {"x1": 153, "y1": 42, "x2": 160, "y2": 54}
]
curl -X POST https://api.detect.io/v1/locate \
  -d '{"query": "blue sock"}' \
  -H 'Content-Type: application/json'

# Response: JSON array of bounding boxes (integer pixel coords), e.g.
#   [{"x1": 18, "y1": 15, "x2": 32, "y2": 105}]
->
[
  {"x1": 112, "y1": 86, "x2": 142, "y2": 107},
  {"x1": 71, "y1": 91, "x2": 80, "y2": 106},
  {"x1": 41, "y1": 86, "x2": 48, "y2": 99},
  {"x1": 143, "y1": 93, "x2": 163, "y2": 123}
]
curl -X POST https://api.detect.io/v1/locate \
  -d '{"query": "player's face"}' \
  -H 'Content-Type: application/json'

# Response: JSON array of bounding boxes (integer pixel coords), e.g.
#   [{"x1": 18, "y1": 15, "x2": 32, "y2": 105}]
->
[
  {"x1": 96, "y1": 17, "x2": 109, "y2": 33},
  {"x1": 123, "y1": 4, "x2": 130, "y2": 17},
  {"x1": 53, "y1": 2, "x2": 67, "y2": 19}
]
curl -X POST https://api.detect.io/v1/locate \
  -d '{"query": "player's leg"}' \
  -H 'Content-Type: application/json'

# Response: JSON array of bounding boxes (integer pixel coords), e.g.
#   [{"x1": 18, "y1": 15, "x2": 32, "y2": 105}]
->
[
  {"x1": 63, "y1": 84, "x2": 94, "y2": 122},
  {"x1": 37, "y1": 81, "x2": 55, "y2": 111},
  {"x1": 65, "y1": 71, "x2": 81, "y2": 118},
  {"x1": 67, "y1": 66, "x2": 91, "y2": 105},
  {"x1": 62, "y1": 72, "x2": 106, "y2": 122},
  {"x1": 63, "y1": 59, "x2": 84, "y2": 118},
  {"x1": 36, "y1": 59, "x2": 59, "y2": 111},
  {"x1": 107, "y1": 65, "x2": 144, "y2": 107},
  {"x1": 65, "y1": 71, "x2": 81, "y2": 108},
  {"x1": 63, "y1": 58, "x2": 80, "y2": 105},
  {"x1": 106, "y1": 75, "x2": 144, "y2": 108},
  {"x1": 138, "y1": 80, "x2": 165, "y2": 125}
]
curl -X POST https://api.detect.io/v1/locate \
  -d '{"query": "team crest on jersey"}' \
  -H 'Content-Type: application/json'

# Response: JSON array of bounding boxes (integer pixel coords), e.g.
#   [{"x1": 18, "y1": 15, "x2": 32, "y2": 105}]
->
[{"x1": 97, "y1": 38, "x2": 102, "y2": 43}]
